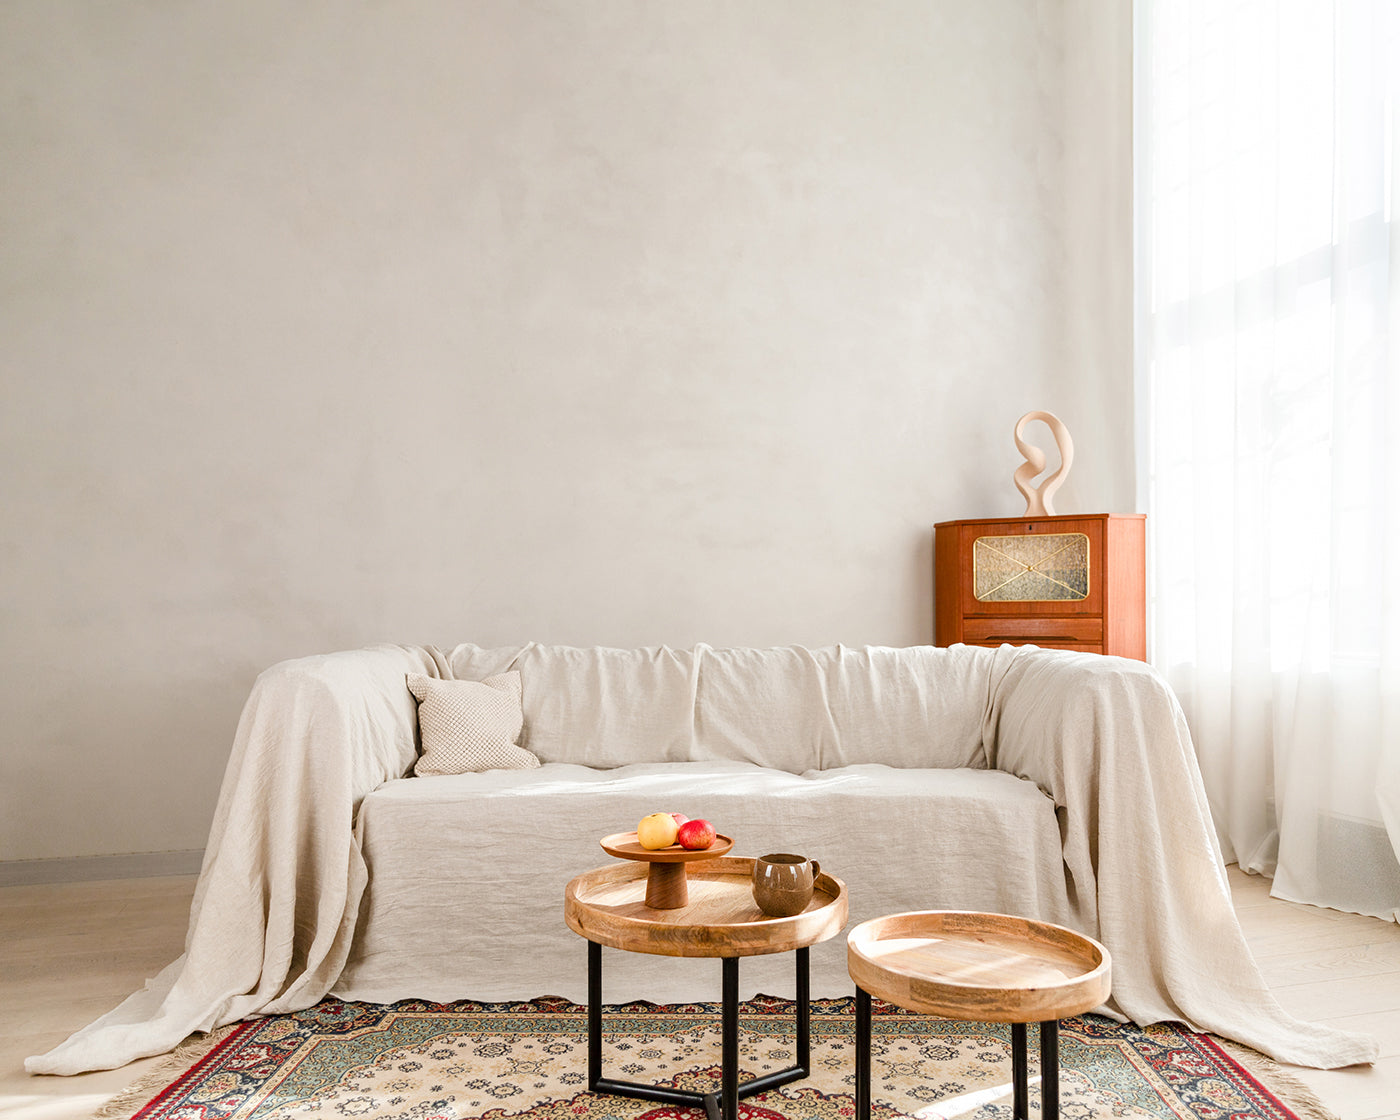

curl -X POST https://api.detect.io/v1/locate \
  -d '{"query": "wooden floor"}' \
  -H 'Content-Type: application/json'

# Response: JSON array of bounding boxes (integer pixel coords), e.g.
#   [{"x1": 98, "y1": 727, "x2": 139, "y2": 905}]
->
[{"x1": 1, "y1": 868, "x2": 1398, "y2": 1120}]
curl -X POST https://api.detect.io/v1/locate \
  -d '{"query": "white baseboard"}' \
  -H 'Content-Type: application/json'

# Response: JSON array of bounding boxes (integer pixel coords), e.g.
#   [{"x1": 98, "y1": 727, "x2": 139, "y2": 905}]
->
[{"x1": 0, "y1": 849, "x2": 205, "y2": 887}]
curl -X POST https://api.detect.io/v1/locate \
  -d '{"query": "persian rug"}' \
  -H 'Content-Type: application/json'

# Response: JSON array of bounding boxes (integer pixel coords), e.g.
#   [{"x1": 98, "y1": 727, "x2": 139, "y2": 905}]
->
[{"x1": 97, "y1": 995, "x2": 1334, "y2": 1120}]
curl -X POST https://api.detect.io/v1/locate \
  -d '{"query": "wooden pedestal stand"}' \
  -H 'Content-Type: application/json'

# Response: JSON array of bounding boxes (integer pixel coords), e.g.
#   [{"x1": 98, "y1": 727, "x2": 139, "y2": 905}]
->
[{"x1": 598, "y1": 831, "x2": 735, "y2": 909}]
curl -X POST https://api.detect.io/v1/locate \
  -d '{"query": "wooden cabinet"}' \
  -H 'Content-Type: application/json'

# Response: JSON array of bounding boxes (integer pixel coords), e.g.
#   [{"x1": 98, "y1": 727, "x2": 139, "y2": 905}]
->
[{"x1": 934, "y1": 514, "x2": 1146, "y2": 660}]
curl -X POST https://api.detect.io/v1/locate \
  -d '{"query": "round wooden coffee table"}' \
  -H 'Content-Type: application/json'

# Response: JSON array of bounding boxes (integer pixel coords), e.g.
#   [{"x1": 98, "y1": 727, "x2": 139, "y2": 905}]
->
[
  {"x1": 847, "y1": 911, "x2": 1110, "y2": 1120},
  {"x1": 566, "y1": 856, "x2": 847, "y2": 1120}
]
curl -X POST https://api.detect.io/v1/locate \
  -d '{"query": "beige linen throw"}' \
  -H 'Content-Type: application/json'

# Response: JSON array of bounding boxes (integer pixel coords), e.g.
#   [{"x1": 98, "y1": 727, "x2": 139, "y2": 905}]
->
[{"x1": 26, "y1": 642, "x2": 1377, "y2": 1075}]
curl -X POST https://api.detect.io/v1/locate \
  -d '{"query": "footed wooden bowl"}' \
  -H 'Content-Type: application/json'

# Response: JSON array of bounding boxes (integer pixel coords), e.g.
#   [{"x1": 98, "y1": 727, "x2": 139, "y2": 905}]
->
[{"x1": 599, "y1": 831, "x2": 734, "y2": 909}]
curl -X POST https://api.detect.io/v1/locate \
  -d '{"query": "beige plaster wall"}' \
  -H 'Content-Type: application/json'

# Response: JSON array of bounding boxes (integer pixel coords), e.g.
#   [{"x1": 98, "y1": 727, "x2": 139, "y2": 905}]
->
[
  {"x1": 0, "y1": 1, "x2": 1132, "y2": 861},
  {"x1": 1061, "y1": 0, "x2": 1134, "y2": 493}
]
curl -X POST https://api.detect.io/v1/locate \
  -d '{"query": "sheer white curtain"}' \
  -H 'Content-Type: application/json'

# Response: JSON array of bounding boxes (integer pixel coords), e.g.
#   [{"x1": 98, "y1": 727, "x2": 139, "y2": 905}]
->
[{"x1": 1137, "y1": 0, "x2": 1400, "y2": 918}]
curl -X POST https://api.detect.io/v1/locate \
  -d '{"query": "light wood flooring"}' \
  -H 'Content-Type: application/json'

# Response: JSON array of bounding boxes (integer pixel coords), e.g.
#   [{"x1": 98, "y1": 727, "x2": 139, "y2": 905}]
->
[{"x1": 1, "y1": 868, "x2": 1398, "y2": 1120}]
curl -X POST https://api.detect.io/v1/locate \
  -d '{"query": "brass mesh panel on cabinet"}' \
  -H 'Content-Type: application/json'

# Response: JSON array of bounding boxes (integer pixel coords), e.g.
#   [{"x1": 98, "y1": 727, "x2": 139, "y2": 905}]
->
[{"x1": 973, "y1": 533, "x2": 1090, "y2": 602}]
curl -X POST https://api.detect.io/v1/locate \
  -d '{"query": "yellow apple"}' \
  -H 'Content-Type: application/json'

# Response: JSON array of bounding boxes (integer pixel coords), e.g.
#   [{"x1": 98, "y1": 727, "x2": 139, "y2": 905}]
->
[{"x1": 637, "y1": 812, "x2": 680, "y2": 850}]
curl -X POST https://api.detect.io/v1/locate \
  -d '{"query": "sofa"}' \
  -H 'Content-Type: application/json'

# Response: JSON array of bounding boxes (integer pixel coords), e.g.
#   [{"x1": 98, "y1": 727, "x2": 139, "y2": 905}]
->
[{"x1": 28, "y1": 642, "x2": 1376, "y2": 1076}]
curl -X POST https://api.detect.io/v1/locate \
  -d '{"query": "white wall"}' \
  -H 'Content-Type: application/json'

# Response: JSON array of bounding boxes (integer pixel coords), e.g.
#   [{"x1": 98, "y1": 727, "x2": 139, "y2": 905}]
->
[{"x1": 0, "y1": 0, "x2": 1133, "y2": 862}]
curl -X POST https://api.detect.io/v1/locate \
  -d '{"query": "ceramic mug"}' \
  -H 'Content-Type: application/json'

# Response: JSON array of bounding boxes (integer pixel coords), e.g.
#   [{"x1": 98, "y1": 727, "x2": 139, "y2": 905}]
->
[{"x1": 752, "y1": 853, "x2": 821, "y2": 917}]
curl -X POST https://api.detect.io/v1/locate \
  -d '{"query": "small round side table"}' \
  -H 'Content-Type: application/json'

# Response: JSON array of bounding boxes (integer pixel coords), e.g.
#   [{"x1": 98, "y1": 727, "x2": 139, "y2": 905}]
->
[
  {"x1": 567, "y1": 855, "x2": 848, "y2": 1120},
  {"x1": 847, "y1": 910, "x2": 1110, "y2": 1120}
]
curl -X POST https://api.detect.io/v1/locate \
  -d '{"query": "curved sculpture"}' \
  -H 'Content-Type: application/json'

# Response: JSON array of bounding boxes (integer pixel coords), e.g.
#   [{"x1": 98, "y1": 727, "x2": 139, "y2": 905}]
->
[{"x1": 1013, "y1": 410, "x2": 1074, "y2": 517}]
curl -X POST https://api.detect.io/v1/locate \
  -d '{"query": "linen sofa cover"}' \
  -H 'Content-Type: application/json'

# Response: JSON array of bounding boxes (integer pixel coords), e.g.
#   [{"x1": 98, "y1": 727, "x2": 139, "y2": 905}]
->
[
  {"x1": 440, "y1": 642, "x2": 997, "y2": 773},
  {"x1": 26, "y1": 642, "x2": 1378, "y2": 1076},
  {"x1": 337, "y1": 760, "x2": 1068, "y2": 1004}
]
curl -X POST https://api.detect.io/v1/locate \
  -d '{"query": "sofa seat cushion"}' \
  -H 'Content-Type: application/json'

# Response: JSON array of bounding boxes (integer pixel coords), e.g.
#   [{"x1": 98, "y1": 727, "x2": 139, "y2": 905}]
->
[{"x1": 336, "y1": 760, "x2": 1069, "y2": 1005}]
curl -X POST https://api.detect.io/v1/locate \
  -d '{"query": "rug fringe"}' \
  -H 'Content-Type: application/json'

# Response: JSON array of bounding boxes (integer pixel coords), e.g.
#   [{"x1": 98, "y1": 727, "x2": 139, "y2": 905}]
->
[
  {"x1": 1211, "y1": 1037, "x2": 1341, "y2": 1120},
  {"x1": 89, "y1": 1026, "x2": 238, "y2": 1120}
]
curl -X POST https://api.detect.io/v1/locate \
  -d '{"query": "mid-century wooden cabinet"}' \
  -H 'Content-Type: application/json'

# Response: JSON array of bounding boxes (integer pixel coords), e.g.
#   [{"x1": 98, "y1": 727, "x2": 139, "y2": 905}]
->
[{"x1": 934, "y1": 514, "x2": 1146, "y2": 660}]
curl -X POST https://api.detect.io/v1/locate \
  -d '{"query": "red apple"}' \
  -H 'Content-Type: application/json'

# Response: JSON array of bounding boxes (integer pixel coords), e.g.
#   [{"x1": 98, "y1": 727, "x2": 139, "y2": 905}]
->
[
  {"x1": 670, "y1": 813, "x2": 689, "y2": 827},
  {"x1": 676, "y1": 818, "x2": 716, "y2": 850}
]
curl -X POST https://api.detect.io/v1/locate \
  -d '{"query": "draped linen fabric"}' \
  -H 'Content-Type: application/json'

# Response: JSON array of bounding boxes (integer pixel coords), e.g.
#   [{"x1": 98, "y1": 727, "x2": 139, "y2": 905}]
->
[
  {"x1": 1137, "y1": 0, "x2": 1400, "y2": 918},
  {"x1": 336, "y1": 760, "x2": 1068, "y2": 1008},
  {"x1": 26, "y1": 643, "x2": 1376, "y2": 1076}
]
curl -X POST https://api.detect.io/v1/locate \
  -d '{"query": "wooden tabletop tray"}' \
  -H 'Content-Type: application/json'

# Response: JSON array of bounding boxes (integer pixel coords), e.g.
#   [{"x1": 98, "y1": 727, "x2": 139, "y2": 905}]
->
[
  {"x1": 846, "y1": 910, "x2": 1111, "y2": 1022},
  {"x1": 566, "y1": 856, "x2": 848, "y2": 958}
]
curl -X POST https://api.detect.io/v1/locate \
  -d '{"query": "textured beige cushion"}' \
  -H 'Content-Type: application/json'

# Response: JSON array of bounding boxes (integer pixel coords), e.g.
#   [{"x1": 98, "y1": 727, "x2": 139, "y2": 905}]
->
[{"x1": 406, "y1": 672, "x2": 539, "y2": 776}]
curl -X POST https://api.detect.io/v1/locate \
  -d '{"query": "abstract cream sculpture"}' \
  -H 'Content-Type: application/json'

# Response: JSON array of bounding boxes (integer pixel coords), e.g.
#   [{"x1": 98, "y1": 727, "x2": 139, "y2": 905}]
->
[{"x1": 1013, "y1": 410, "x2": 1074, "y2": 517}]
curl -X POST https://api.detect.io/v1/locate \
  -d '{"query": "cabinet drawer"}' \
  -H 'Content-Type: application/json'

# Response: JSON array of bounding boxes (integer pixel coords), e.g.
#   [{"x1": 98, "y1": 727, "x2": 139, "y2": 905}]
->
[
  {"x1": 963, "y1": 617, "x2": 1103, "y2": 645},
  {"x1": 968, "y1": 640, "x2": 1104, "y2": 654}
]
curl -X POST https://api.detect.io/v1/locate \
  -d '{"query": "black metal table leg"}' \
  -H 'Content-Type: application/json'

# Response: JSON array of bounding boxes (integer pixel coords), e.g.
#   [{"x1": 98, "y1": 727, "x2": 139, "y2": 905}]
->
[
  {"x1": 1040, "y1": 1020, "x2": 1060, "y2": 1120},
  {"x1": 795, "y1": 946, "x2": 810, "y2": 1069},
  {"x1": 588, "y1": 940, "x2": 602, "y2": 1090},
  {"x1": 855, "y1": 987, "x2": 871, "y2": 1120},
  {"x1": 586, "y1": 941, "x2": 815, "y2": 1120},
  {"x1": 847, "y1": 987, "x2": 1057, "y2": 1120},
  {"x1": 1010, "y1": 1022, "x2": 1028, "y2": 1119},
  {"x1": 720, "y1": 958, "x2": 739, "y2": 1120}
]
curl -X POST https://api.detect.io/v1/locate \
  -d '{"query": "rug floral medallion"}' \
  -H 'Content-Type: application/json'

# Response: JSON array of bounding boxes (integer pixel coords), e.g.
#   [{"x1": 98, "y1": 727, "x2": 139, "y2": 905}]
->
[{"x1": 123, "y1": 995, "x2": 1315, "y2": 1120}]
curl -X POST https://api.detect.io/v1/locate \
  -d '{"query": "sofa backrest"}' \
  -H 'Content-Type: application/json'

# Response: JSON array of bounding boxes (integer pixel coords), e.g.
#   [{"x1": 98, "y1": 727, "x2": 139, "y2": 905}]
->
[{"x1": 443, "y1": 643, "x2": 991, "y2": 773}]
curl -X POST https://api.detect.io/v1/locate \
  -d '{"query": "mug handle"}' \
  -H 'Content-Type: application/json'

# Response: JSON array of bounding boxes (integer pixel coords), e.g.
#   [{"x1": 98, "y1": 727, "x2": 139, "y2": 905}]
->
[{"x1": 811, "y1": 860, "x2": 820, "y2": 882}]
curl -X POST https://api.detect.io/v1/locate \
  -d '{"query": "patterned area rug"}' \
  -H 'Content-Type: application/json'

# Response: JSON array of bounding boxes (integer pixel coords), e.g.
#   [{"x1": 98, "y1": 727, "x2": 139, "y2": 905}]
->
[{"x1": 100, "y1": 995, "x2": 1333, "y2": 1120}]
